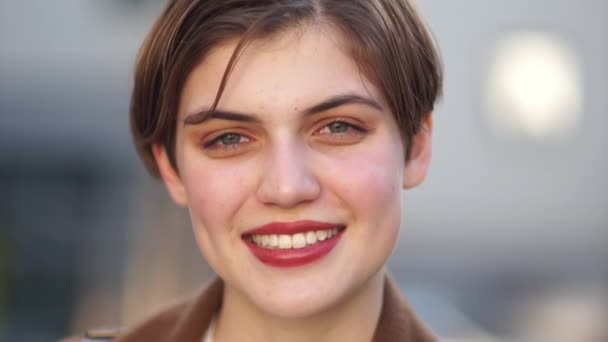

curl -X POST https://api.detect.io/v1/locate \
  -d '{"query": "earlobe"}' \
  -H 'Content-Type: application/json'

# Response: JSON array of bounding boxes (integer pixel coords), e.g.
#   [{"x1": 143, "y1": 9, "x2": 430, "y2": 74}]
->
[
  {"x1": 403, "y1": 114, "x2": 433, "y2": 189},
  {"x1": 152, "y1": 144, "x2": 188, "y2": 206}
]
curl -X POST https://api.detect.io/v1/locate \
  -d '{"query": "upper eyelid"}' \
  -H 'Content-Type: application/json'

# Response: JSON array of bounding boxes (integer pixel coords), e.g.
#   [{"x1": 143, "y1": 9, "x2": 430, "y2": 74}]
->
[{"x1": 203, "y1": 127, "x2": 252, "y2": 140}]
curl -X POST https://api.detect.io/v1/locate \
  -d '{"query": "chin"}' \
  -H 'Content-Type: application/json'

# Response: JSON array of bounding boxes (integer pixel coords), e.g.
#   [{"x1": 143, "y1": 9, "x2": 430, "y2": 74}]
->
[
  {"x1": 243, "y1": 262, "x2": 380, "y2": 319},
  {"x1": 248, "y1": 283, "x2": 347, "y2": 319}
]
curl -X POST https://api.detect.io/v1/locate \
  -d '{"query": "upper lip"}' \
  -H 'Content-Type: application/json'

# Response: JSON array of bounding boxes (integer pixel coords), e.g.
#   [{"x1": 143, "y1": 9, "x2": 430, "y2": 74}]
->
[{"x1": 242, "y1": 220, "x2": 343, "y2": 236}]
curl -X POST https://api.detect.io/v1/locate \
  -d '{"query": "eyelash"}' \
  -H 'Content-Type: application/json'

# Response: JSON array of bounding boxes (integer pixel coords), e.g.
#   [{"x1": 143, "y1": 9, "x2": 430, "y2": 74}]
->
[
  {"x1": 314, "y1": 119, "x2": 367, "y2": 136},
  {"x1": 201, "y1": 119, "x2": 367, "y2": 151},
  {"x1": 202, "y1": 131, "x2": 252, "y2": 149}
]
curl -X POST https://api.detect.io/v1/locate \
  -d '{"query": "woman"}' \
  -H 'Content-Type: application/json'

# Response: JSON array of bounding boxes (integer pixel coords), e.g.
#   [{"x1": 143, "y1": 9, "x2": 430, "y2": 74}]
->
[{"x1": 67, "y1": 0, "x2": 442, "y2": 341}]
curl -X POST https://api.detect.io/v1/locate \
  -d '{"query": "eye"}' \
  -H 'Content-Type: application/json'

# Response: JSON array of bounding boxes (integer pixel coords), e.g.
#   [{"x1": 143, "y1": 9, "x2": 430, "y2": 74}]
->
[
  {"x1": 203, "y1": 132, "x2": 252, "y2": 149},
  {"x1": 218, "y1": 133, "x2": 243, "y2": 146},
  {"x1": 327, "y1": 121, "x2": 350, "y2": 133},
  {"x1": 315, "y1": 120, "x2": 366, "y2": 135},
  {"x1": 312, "y1": 119, "x2": 368, "y2": 145}
]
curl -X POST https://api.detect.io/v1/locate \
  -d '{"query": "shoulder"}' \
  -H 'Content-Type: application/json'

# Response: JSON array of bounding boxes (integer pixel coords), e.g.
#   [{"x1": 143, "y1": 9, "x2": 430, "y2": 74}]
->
[
  {"x1": 58, "y1": 327, "x2": 122, "y2": 342},
  {"x1": 117, "y1": 278, "x2": 223, "y2": 341},
  {"x1": 58, "y1": 337, "x2": 81, "y2": 342},
  {"x1": 374, "y1": 273, "x2": 438, "y2": 342},
  {"x1": 60, "y1": 301, "x2": 190, "y2": 342},
  {"x1": 113, "y1": 298, "x2": 192, "y2": 341}
]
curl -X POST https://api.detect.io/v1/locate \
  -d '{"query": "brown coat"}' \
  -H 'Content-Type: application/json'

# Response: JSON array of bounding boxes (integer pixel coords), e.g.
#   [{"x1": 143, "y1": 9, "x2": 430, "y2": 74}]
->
[{"x1": 64, "y1": 274, "x2": 437, "y2": 342}]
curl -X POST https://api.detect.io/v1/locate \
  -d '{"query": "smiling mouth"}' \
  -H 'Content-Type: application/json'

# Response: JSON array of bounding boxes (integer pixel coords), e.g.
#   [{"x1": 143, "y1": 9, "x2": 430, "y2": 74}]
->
[
  {"x1": 241, "y1": 220, "x2": 346, "y2": 267},
  {"x1": 246, "y1": 227, "x2": 343, "y2": 249}
]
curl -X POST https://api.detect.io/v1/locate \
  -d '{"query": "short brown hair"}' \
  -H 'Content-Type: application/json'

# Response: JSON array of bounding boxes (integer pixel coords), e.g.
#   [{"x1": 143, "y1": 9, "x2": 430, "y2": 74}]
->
[{"x1": 130, "y1": 0, "x2": 443, "y2": 177}]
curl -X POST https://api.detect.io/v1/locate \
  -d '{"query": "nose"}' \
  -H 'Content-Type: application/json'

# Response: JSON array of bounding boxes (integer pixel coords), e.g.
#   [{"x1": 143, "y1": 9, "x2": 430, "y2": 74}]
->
[{"x1": 256, "y1": 140, "x2": 321, "y2": 208}]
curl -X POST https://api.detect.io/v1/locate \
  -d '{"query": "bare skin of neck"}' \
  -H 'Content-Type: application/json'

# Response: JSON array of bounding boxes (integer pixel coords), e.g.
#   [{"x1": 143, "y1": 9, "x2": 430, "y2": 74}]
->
[{"x1": 213, "y1": 268, "x2": 386, "y2": 342}]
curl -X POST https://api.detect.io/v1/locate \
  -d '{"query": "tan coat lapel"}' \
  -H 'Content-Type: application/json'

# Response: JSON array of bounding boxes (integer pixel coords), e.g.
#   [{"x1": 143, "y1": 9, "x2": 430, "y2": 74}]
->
[{"x1": 372, "y1": 275, "x2": 437, "y2": 341}]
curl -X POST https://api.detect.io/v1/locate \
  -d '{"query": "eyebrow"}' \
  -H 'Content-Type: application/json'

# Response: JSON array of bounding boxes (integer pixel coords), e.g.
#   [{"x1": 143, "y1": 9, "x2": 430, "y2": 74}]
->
[{"x1": 183, "y1": 93, "x2": 383, "y2": 126}]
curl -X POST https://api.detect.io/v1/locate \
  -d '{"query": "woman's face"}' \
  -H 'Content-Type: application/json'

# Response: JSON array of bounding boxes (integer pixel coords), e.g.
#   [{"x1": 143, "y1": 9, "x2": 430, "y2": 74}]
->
[{"x1": 154, "y1": 25, "x2": 431, "y2": 318}]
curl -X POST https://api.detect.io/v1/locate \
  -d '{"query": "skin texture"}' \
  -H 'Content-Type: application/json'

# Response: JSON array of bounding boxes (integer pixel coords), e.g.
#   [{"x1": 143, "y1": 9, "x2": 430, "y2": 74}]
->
[{"x1": 153, "y1": 24, "x2": 432, "y2": 342}]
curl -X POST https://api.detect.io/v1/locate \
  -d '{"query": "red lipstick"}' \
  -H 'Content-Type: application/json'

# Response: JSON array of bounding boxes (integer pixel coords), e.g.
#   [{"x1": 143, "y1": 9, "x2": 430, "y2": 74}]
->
[{"x1": 242, "y1": 220, "x2": 344, "y2": 267}]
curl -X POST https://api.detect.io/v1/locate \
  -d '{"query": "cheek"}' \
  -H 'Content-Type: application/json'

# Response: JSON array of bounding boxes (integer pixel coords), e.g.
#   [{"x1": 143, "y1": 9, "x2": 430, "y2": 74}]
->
[
  {"x1": 180, "y1": 157, "x2": 255, "y2": 232},
  {"x1": 320, "y1": 146, "x2": 404, "y2": 222},
  {"x1": 320, "y1": 145, "x2": 403, "y2": 271}
]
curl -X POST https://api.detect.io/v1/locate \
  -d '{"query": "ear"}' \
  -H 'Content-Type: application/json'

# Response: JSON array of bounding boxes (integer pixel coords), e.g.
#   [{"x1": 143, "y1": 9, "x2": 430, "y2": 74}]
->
[
  {"x1": 403, "y1": 113, "x2": 433, "y2": 189},
  {"x1": 152, "y1": 143, "x2": 188, "y2": 206}
]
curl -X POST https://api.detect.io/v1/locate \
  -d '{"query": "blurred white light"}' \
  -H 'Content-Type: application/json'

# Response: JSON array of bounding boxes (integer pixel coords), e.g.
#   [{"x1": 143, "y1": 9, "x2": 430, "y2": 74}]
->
[
  {"x1": 514, "y1": 289, "x2": 608, "y2": 342},
  {"x1": 485, "y1": 31, "x2": 583, "y2": 140}
]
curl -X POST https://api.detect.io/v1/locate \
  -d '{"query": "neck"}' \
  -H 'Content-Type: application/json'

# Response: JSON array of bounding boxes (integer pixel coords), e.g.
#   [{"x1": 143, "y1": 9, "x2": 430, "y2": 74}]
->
[{"x1": 214, "y1": 268, "x2": 386, "y2": 342}]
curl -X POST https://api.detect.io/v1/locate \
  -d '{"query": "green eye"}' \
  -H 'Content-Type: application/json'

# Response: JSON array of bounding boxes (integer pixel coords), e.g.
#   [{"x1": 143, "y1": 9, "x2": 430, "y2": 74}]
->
[
  {"x1": 318, "y1": 120, "x2": 365, "y2": 135},
  {"x1": 313, "y1": 119, "x2": 368, "y2": 145},
  {"x1": 219, "y1": 133, "x2": 242, "y2": 145},
  {"x1": 203, "y1": 132, "x2": 251, "y2": 149},
  {"x1": 327, "y1": 121, "x2": 350, "y2": 133}
]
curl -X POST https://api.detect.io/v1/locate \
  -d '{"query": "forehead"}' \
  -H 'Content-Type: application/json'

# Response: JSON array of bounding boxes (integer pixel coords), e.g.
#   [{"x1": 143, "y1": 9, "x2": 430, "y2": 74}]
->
[{"x1": 178, "y1": 25, "x2": 384, "y2": 119}]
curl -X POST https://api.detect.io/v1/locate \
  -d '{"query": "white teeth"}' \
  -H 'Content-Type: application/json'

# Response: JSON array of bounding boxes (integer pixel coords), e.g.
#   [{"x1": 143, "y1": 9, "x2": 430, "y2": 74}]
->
[
  {"x1": 251, "y1": 228, "x2": 341, "y2": 249},
  {"x1": 278, "y1": 234, "x2": 292, "y2": 249},
  {"x1": 292, "y1": 233, "x2": 306, "y2": 248},
  {"x1": 306, "y1": 231, "x2": 317, "y2": 244},
  {"x1": 268, "y1": 234, "x2": 278, "y2": 247}
]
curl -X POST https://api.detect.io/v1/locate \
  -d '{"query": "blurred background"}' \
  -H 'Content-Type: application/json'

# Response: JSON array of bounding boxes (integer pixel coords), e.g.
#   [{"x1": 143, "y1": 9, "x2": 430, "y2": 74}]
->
[{"x1": 1, "y1": 0, "x2": 606, "y2": 341}]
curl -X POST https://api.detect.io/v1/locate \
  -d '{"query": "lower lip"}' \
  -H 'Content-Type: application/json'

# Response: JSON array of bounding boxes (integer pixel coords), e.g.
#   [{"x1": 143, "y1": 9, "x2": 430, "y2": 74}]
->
[{"x1": 244, "y1": 232, "x2": 343, "y2": 267}]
